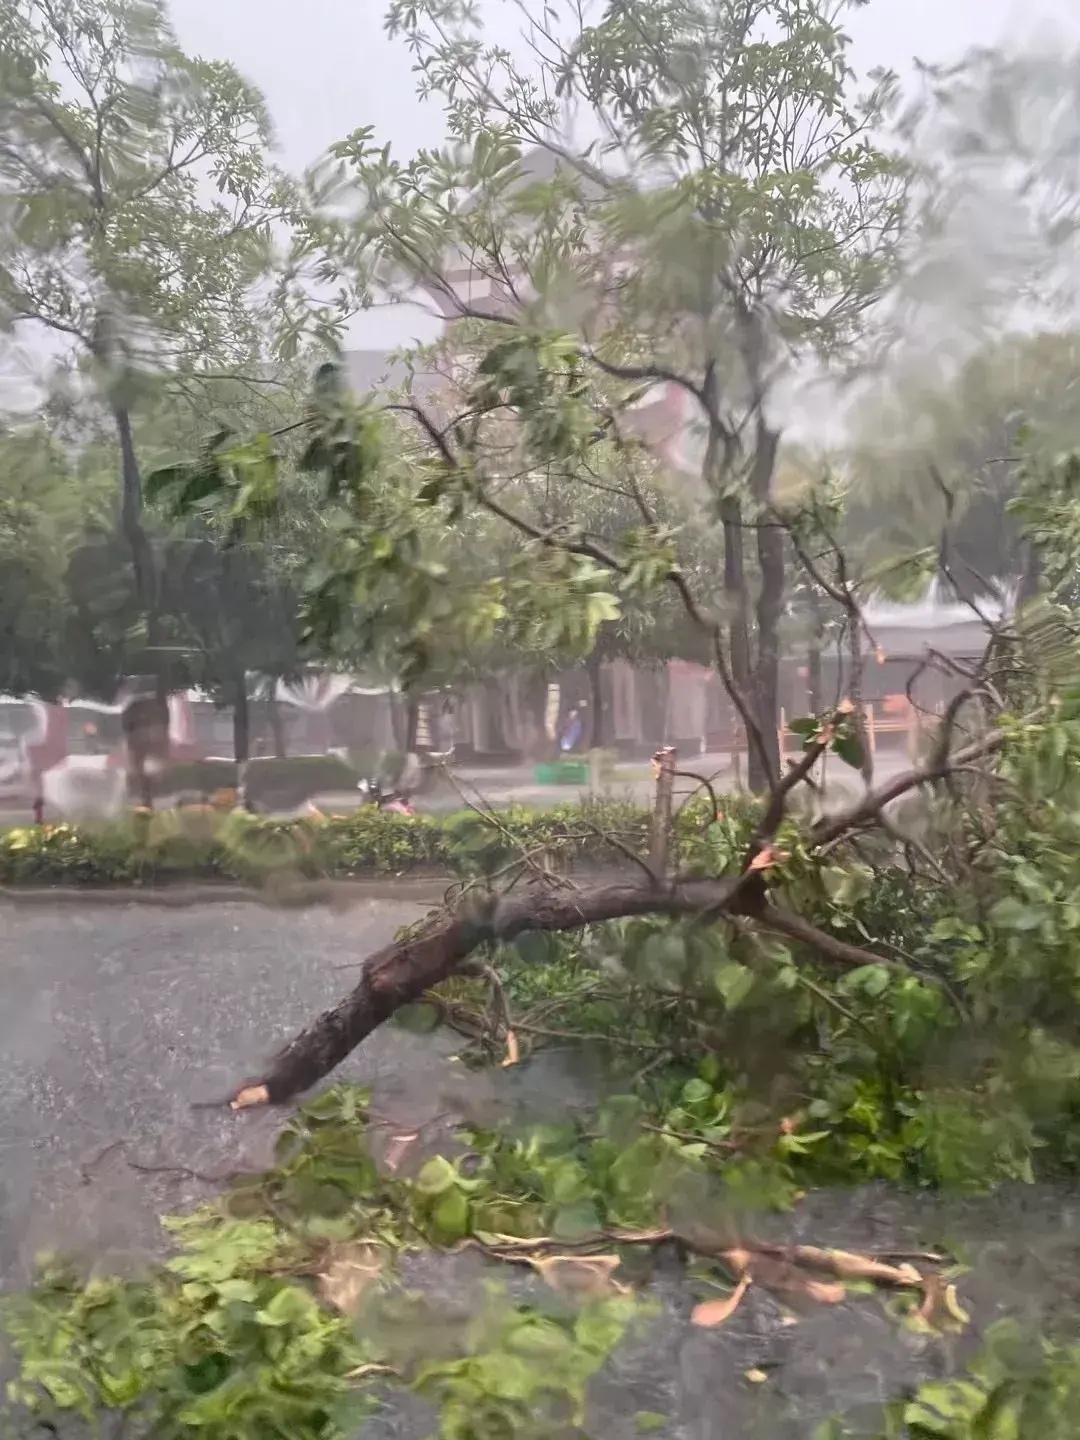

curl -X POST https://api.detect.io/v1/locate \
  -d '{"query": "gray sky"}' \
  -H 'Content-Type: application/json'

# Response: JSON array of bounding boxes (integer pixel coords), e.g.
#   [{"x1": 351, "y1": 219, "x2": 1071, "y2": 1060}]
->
[
  {"x1": 168, "y1": 0, "x2": 1080, "y2": 351},
  {"x1": 1, "y1": 0, "x2": 1074, "y2": 414}
]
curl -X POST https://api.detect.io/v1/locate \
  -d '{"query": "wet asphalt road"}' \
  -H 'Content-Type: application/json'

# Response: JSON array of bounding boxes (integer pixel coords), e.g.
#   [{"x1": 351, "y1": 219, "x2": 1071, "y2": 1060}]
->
[
  {"x1": 2, "y1": 897, "x2": 1080, "y2": 1437},
  {"x1": 0, "y1": 896, "x2": 454, "y2": 1287}
]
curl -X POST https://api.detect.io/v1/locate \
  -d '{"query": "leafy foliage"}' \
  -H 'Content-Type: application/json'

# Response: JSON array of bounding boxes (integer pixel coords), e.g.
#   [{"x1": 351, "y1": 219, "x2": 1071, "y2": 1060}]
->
[
  {"x1": 0, "y1": 799, "x2": 655, "y2": 885},
  {"x1": 3, "y1": 1084, "x2": 649, "y2": 1439},
  {"x1": 0, "y1": 0, "x2": 284, "y2": 379}
]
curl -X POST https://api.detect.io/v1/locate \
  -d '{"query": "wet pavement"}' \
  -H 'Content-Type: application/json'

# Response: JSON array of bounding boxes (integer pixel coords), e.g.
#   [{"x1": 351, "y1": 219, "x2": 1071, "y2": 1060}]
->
[
  {"x1": 0, "y1": 898, "x2": 1076, "y2": 1437},
  {"x1": 0, "y1": 896, "x2": 448, "y2": 1285}
]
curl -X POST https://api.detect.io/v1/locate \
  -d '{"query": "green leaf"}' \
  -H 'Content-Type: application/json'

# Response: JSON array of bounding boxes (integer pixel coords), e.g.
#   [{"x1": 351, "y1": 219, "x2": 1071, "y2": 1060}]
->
[
  {"x1": 415, "y1": 1155, "x2": 459, "y2": 1196},
  {"x1": 553, "y1": 1200, "x2": 602, "y2": 1237},
  {"x1": 430, "y1": 1187, "x2": 471, "y2": 1243},
  {"x1": 635, "y1": 1411, "x2": 669, "y2": 1431},
  {"x1": 839, "y1": 964, "x2": 891, "y2": 998},
  {"x1": 144, "y1": 462, "x2": 193, "y2": 503},
  {"x1": 988, "y1": 896, "x2": 1044, "y2": 932},
  {"x1": 902, "y1": 1379, "x2": 991, "y2": 1432},
  {"x1": 831, "y1": 729, "x2": 866, "y2": 770},
  {"x1": 680, "y1": 1078, "x2": 713, "y2": 1107},
  {"x1": 585, "y1": 590, "x2": 622, "y2": 634},
  {"x1": 255, "y1": 1284, "x2": 317, "y2": 1328},
  {"x1": 713, "y1": 960, "x2": 755, "y2": 1010}
]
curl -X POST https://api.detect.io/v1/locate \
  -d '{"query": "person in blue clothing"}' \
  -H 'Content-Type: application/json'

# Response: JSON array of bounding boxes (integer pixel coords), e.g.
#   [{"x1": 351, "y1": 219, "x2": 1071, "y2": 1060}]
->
[{"x1": 559, "y1": 704, "x2": 585, "y2": 754}]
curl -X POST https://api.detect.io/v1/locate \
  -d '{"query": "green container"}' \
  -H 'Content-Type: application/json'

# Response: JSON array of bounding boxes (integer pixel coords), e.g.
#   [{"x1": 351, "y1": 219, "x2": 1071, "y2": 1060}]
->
[{"x1": 534, "y1": 761, "x2": 589, "y2": 786}]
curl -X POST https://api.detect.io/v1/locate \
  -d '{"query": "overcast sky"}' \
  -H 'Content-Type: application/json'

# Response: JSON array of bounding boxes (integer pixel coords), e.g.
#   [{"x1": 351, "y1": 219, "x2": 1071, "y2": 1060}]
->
[{"x1": 167, "y1": 0, "x2": 1080, "y2": 352}]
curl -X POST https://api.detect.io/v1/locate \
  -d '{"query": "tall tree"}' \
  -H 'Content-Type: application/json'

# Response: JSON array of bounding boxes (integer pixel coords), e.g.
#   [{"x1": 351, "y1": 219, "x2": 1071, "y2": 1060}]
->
[
  {"x1": 286, "y1": 0, "x2": 907, "y2": 788},
  {"x1": 0, "y1": 0, "x2": 286, "y2": 657},
  {"x1": 0, "y1": 423, "x2": 116, "y2": 696}
]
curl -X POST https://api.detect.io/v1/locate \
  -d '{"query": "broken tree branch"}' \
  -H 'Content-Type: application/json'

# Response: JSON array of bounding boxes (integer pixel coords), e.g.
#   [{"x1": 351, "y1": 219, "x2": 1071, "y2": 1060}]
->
[{"x1": 232, "y1": 875, "x2": 751, "y2": 1109}]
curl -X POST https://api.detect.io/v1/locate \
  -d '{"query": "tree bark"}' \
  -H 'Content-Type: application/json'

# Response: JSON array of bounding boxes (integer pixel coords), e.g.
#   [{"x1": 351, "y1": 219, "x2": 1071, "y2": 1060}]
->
[
  {"x1": 221, "y1": 685, "x2": 1011, "y2": 1113},
  {"x1": 1017, "y1": 538, "x2": 1042, "y2": 608},
  {"x1": 111, "y1": 400, "x2": 165, "y2": 672},
  {"x1": 807, "y1": 592, "x2": 824, "y2": 716},
  {"x1": 121, "y1": 691, "x2": 170, "y2": 810},
  {"x1": 233, "y1": 678, "x2": 251, "y2": 764},
  {"x1": 751, "y1": 423, "x2": 782, "y2": 789},
  {"x1": 404, "y1": 695, "x2": 420, "y2": 753},
  {"x1": 844, "y1": 613, "x2": 873, "y2": 785},
  {"x1": 239, "y1": 875, "x2": 756, "y2": 1105},
  {"x1": 266, "y1": 691, "x2": 287, "y2": 759},
  {"x1": 699, "y1": 362, "x2": 758, "y2": 789},
  {"x1": 719, "y1": 493, "x2": 755, "y2": 753}
]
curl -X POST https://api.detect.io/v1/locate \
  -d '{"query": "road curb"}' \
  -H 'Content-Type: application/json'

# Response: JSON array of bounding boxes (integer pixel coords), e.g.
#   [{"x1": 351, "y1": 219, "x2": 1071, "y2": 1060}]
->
[
  {"x1": 0, "y1": 877, "x2": 455, "y2": 909},
  {"x1": 0, "y1": 867, "x2": 631, "y2": 910}
]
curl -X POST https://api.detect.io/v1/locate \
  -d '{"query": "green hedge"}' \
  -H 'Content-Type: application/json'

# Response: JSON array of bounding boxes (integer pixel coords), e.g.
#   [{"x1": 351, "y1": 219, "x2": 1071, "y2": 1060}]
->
[{"x1": 0, "y1": 798, "x2": 731, "y2": 887}]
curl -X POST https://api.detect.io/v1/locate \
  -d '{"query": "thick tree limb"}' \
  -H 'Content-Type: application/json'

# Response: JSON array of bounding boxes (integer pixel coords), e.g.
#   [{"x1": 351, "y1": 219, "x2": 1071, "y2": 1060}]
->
[
  {"x1": 229, "y1": 722, "x2": 1011, "y2": 1110},
  {"x1": 232, "y1": 876, "x2": 769, "y2": 1108}
]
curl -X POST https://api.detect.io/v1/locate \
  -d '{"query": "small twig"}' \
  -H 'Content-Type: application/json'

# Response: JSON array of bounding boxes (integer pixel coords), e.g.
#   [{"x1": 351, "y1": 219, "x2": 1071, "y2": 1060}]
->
[
  {"x1": 580, "y1": 818, "x2": 657, "y2": 885},
  {"x1": 79, "y1": 1139, "x2": 257, "y2": 1187},
  {"x1": 512, "y1": 1019, "x2": 677, "y2": 1053},
  {"x1": 791, "y1": 969, "x2": 870, "y2": 1033},
  {"x1": 812, "y1": 726, "x2": 1011, "y2": 848},
  {"x1": 639, "y1": 1120, "x2": 738, "y2": 1153},
  {"x1": 672, "y1": 768, "x2": 725, "y2": 825}
]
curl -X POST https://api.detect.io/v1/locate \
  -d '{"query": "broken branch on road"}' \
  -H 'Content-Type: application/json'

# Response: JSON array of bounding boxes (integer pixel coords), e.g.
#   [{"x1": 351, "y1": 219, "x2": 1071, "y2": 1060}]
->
[{"x1": 226, "y1": 721, "x2": 1009, "y2": 1112}]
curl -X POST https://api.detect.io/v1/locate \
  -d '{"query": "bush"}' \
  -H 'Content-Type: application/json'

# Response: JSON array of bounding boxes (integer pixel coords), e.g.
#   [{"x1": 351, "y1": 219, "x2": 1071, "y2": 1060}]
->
[{"x1": 0, "y1": 796, "x2": 698, "y2": 888}]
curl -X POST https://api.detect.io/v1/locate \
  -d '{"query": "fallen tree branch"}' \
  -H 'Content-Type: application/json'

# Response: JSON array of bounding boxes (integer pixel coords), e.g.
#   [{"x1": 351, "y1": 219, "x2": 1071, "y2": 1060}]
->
[
  {"x1": 226, "y1": 715, "x2": 1018, "y2": 1111},
  {"x1": 230, "y1": 875, "x2": 755, "y2": 1109}
]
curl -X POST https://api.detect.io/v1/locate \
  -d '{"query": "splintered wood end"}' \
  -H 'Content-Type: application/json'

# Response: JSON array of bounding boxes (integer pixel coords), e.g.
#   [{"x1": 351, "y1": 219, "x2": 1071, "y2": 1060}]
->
[{"x1": 230, "y1": 1084, "x2": 270, "y2": 1111}]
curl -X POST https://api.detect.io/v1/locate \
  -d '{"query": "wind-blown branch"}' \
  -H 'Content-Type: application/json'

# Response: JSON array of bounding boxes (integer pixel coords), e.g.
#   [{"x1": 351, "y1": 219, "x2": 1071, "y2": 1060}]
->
[
  {"x1": 812, "y1": 726, "x2": 1009, "y2": 846},
  {"x1": 223, "y1": 707, "x2": 1018, "y2": 1111}
]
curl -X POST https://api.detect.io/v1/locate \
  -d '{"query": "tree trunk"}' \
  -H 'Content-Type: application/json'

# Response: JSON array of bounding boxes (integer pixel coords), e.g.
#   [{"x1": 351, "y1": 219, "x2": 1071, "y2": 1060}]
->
[
  {"x1": 111, "y1": 401, "x2": 161, "y2": 647},
  {"x1": 700, "y1": 363, "x2": 759, "y2": 787},
  {"x1": 233, "y1": 679, "x2": 250, "y2": 764},
  {"x1": 266, "y1": 691, "x2": 287, "y2": 759},
  {"x1": 807, "y1": 594, "x2": 824, "y2": 717},
  {"x1": 219, "y1": 716, "x2": 1008, "y2": 1113},
  {"x1": 719, "y1": 492, "x2": 755, "y2": 763},
  {"x1": 1018, "y1": 539, "x2": 1042, "y2": 608},
  {"x1": 586, "y1": 652, "x2": 604, "y2": 748},
  {"x1": 752, "y1": 423, "x2": 783, "y2": 789},
  {"x1": 121, "y1": 691, "x2": 170, "y2": 811},
  {"x1": 232, "y1": 872, "x2": 765, "y2": 1106},
  {"x1": 404, "y1": 695, "x2": 420, "y2": 753},
  {"x1": 845, "y1": 615, "x2": 874, "y2": 785}
]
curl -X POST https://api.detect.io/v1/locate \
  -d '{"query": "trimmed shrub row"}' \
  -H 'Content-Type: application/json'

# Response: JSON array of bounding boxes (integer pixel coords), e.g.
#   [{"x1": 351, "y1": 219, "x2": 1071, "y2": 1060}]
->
[{"x1": 0, "y1": 799, "x2": 683, "y2": 888}]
